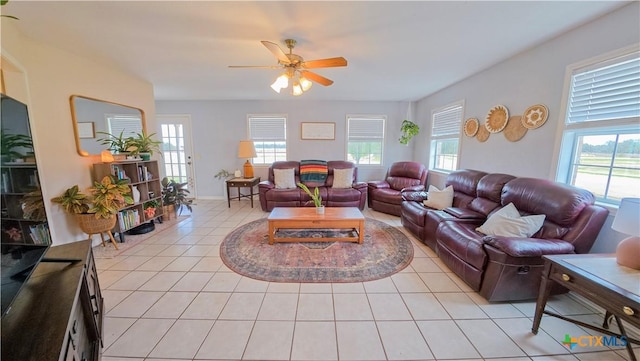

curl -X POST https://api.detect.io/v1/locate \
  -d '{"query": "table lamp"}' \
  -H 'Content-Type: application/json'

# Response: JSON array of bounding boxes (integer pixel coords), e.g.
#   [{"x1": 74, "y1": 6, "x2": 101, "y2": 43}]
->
[
  {"x1": 611, "y1": 197, "x2": 640, "y2": 269},
  {"x1": 238, "y1": 140, "x2": 257, "y2": 178}
]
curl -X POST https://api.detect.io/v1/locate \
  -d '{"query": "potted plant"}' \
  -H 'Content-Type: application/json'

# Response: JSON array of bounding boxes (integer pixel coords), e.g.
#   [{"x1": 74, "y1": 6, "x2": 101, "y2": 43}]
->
[
  {"x1": 20, "y1": 188, "x2": 47, "y2": 221},
  {"x1": 1, "y1": 130, "x2": 33, "y2": 163},
  {"x1": 297, "y1": 182, "x2": 324, "y2": 214},
  {"x1": 143, "y1": 199, "x2": 160, "y2": 219},
  {"x1": 161, "y1": 177, "x2": 193, "y2": 216},
  {"x1": 52, "y1": 176, "x2": 133, "y2": 237},
  {"x1": 96, "y1": 130, "x2": 129, "y2": 157},
  {"x1": 125, "y1": 131, "x2": 162, "y2": 160},
  {"x1": 399, "y1": 119, "x2": 420, "y2": 145}
]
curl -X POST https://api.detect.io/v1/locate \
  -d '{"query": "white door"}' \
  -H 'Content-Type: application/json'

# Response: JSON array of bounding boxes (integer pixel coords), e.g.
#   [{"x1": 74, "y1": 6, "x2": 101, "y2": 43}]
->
[{"x1": 157, "y1": 115, "x2": 197, "y2": 198}]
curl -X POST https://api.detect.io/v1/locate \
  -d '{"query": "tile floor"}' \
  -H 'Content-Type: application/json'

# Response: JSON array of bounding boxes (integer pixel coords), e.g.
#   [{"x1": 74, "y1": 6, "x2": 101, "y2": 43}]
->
[{"x1": 96, "y1": 199, "x2": 637, "y2": 361}]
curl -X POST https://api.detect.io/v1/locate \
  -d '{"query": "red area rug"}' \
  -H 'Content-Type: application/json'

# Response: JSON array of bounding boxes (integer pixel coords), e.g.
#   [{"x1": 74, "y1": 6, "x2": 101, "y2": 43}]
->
[{"x1": 219, "y1": 218, "x2": 414, "y2": 283}]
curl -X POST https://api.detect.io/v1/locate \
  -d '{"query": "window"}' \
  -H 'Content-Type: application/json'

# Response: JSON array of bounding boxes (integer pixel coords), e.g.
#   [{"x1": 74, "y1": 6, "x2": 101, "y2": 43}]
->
[
  {"x1": 346, "y1": 115, "x2": 385, "y2": 165},
  {"x1": 555, "y1": 49, "x2": 640, "y2": 204},
  {"x1": 107, "y1": 114, "x2": 143, "y2": 137},
  {"x1": 248, "y1": 115, "x2": 287, "y2": 164},
  {"x1": 430, "y1": 101, "x2": 463, "y2": 171}
]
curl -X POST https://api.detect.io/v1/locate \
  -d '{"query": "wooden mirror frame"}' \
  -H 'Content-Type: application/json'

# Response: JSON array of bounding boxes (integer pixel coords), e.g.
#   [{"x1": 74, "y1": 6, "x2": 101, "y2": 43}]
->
[{"x1": 70, "y1": 95, "x2": 147, "y2": 156}]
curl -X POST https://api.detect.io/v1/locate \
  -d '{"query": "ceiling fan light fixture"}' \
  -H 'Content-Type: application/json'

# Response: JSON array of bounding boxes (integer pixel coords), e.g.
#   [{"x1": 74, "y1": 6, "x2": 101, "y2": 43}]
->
[
  {"x1": 299, "y1": 76, "x2": 312, "y2": 91},
  {"x1": 270, "y1": 73, "x2": 289, "y2": 93},
  {"x1": 292, "y1": 80, "x2": 303, "y2": 96}
]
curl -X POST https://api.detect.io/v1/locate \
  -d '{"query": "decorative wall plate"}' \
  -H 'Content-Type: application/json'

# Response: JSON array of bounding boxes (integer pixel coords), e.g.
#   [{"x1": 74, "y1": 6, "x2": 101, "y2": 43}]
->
[
  {"x1": 522, "y1": 104, "x2": 548, "y2": 129},
  {"x1": 485, "y1": 105, "x2": 509, "y2": 133},
  {"x1": 504, "y1": 115, "x2": 527, "y2": 142},
  {"x1": 463, "y1": 118, "x2": 479, "y2": 137},
  {"x1": 476, "y1": 123, "x2": 490, "y2": 142}
]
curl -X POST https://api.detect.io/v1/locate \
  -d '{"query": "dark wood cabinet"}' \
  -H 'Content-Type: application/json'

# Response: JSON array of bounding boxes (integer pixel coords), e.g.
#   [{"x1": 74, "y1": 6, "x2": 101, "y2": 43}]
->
[{"x1": 1, "y1": 240, "x2": 103, "y2": 361}]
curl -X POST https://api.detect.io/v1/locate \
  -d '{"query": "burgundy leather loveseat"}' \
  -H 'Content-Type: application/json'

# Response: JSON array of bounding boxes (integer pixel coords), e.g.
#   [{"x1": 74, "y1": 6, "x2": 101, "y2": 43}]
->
[
  {"x1": 401, "y1": 169, "x2": 609, "y2": 301},
  {"x1": 258, "y1": 161, "x2": 367, "y2": 212}
]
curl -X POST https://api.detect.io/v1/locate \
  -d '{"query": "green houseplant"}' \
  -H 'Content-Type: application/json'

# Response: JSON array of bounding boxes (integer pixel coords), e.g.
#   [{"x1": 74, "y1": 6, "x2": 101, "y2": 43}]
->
[
  {"x1": 161, "y1": 177, "x2": 193, "y2": 215},
  {"x1": 297, "y1": 182, "x2": 324, "y2": 214},
  {"x1": 399, "y1": 119, "x2": 420, "y2": 145},
  {"x1": 20, "y1": 188, "x2": 47, "y2": 221},
  {"x1": 88, "y1": 175, "x2": 134, "y2": 219},
  {"x1": 1, "y1": 130, "x2": 33, "y2": 162},
  {"x1": 125, "y1": 131, "x2": 162, "y2": 160}
]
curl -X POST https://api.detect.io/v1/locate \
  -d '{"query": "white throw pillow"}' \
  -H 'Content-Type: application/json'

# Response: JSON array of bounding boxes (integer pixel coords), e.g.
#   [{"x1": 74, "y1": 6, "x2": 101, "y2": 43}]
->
[
  {"x1": 423, "y1": 185, "x2": 454, "y2": 210},
  {"x1": 332, "y1": 168, "x2": 354, "y2": 188},
  {"x1": 476, "y1": 203, "x2": 546, "y2": 238},
  {"x1": 274, "y1": 168, "x2": 296, "y2": 189}
]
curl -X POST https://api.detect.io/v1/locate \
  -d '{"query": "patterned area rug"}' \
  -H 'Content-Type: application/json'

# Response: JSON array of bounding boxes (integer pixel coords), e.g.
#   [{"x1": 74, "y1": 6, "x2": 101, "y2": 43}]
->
[{"x1": 220, "y1": 218, "x2": 414, "y2": 283}]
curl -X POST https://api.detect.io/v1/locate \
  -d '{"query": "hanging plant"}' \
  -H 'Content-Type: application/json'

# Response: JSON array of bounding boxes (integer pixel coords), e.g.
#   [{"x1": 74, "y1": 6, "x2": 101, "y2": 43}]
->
[{"x1": 399, "y1": 119, "x2": 420, "y2": 145}]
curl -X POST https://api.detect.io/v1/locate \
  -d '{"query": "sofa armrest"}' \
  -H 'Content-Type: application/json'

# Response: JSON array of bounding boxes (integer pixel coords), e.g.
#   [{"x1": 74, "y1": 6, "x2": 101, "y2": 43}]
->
[
  {"x1": 402, "y1": 191, "x2": 427, "y2": 202},
  {"x1": 258, "y1": 180, "x2": 275, "y2": 190},
  {"x1": 483, "y1": 236, "x2": 575, "y2": 257},
  {"x1": 367, "y1": 180, "x2": 390, "y2": 189},
  {"x1": 444, "y1": 207, "x2": 485, "y2": 220},
  {"x1": 353, "y1": 182, "x2": 368, "y2": 192},
  {"x1": 401, "y1": 184, "x2": 425, "y2": 192}
]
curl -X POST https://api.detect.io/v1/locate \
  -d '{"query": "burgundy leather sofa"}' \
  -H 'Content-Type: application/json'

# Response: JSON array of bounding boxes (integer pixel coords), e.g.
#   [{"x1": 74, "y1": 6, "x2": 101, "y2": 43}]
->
[
  {"x1": 367, "y1": 161, "x2": 428, "y2": 216},
  {"x1": 258, "y1": 161, "x2": 367, "y2": 212},
  {"x1": 401, "y1": 169, "x2": 609, "y2": 301}
]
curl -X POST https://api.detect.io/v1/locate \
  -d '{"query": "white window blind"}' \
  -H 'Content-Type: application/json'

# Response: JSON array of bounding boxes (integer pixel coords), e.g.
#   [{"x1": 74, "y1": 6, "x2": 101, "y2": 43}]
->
[
  {"x1": 108, "y1": 115, "x2": 143, "y2": 137},
  {"x1": 567, "y1": 54, "x2": 640, "y2": 123},
  {"x1": 248, "y1": 116, "x2": 286, "y2": 140},
  {"x1": 347, "y1": 116, "x2": 385, "y2": 140},
  {"x1": 432, "y1": 105, "x2": 463, "y2": 136}
]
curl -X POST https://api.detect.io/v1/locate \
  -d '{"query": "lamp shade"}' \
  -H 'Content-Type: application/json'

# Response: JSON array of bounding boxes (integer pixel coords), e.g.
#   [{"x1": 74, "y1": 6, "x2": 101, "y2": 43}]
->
[
  {"x1": 238, "y1": 140, "x2": 257, "y2": 159},
  {"x1": 612, "y1": 198, "x2": 640, "y2": 236}
]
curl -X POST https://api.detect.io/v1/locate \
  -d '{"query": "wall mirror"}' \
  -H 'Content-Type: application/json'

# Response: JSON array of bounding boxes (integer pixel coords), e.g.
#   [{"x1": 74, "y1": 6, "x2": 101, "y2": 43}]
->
[{"x1": 70, "y1": 95, "x2": 146, "y2": 156}]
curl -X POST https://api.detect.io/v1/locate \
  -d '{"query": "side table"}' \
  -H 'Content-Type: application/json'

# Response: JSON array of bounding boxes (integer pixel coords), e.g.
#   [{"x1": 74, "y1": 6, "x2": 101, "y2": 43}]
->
[
  {"x1": 226, "y1": 177, "x2": 260, "y2": 208},
  {"x1": 531, "y1": 254, "x2": 639, "y2": 360}
]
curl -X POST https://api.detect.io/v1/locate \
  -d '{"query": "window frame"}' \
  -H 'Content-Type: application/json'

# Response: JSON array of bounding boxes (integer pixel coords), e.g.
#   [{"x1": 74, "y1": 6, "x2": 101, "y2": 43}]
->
[
  {"x1": 429, "y1": 100, "x2": 464, "y2": 173},
  {"x1": 345, "y1": 114, "x2": 386, "y2": 166},
  {"x1": 247, "y1": 114, "x2": 287, "y2": 165},
  {"x1": 552, "y1": 44, "x2": 640, "y2": 206}
]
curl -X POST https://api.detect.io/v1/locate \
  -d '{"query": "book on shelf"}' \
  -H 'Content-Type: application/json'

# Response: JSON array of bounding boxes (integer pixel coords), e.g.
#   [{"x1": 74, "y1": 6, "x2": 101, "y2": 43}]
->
[{"x1": 29, "y1": 223, "x2": 51, "y2": 245}]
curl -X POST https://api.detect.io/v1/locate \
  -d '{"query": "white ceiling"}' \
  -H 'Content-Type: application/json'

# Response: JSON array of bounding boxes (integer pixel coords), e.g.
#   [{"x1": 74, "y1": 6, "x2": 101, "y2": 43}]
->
[{"x1": 5, "y1": 1, "x2": 629, "y2": 101}]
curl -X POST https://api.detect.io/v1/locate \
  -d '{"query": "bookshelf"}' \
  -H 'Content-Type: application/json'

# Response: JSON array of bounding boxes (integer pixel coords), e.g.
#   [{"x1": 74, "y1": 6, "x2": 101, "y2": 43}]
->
[
  {"x1": 92, "y1": 160, "x2": 163, "y2": 242},
  {"x1": 0, "y1": 164, "x2": 51, "y2": 245}
]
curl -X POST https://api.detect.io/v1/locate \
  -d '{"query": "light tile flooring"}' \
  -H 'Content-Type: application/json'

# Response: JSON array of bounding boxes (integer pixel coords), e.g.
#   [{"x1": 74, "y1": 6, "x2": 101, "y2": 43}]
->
[{"x1": 97, "y1": 199, "x2": 637, "y2": 361}]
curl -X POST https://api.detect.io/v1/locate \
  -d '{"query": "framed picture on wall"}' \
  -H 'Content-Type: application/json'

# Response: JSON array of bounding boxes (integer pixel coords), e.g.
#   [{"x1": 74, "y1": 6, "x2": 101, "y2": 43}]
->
[
  {"x1": 77, "y1": 122, "x2": 95, "y2": 139},
  {"x1": 301, "y1": 122, "x2": 335, "y2": 140}
]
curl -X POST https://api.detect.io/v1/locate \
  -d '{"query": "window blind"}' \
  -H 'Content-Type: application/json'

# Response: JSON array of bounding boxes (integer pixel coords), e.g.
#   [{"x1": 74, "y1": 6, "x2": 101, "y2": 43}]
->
[
  {"x1": 348, "y1": 117, "x2": 385, "y2": 140},
  {"x1": 108, "y1": 115, "x2": 143, "y2": 137},
  {"x1": 432, "y1": 105, "x2": 462, "y2": 137},
  {"x1": 567, "y1": 55, "x2": 640, "y2": 123},
  {"x1": 248, "y1": 116, "x2": 286, "y2": 140}
]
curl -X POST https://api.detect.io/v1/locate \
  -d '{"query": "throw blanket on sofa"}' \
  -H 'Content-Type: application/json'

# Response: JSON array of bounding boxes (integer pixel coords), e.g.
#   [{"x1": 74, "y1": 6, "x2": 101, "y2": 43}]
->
[{"x1": 300, "y1": 159, "x2": 328, "y2": 183}]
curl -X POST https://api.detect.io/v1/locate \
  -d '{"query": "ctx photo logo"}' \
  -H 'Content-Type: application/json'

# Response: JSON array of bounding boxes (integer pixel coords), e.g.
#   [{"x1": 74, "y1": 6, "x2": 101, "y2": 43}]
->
[{"x1": 562, "y1": 334, "x2": 628, "y2": 350}]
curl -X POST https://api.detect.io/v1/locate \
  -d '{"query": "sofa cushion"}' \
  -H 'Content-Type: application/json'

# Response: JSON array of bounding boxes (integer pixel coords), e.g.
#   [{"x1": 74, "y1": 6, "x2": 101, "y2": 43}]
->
[
  {"x1": 436, "y1": 222, "x2": 487, "y2": 270},
  {"x1": 333, "y1": 168, "x2": 354, "y2": 188},
  {"x1": 423, "y1": 185, "x2": 453, "y2": 210},
  {"x1": 476, "y1": 203, "x2": 545, "y2": 238},
  {"x1": 483, "y1": 237, "x2": 575, "y2": 257},
  {"x1": 371, "y1": 188, "x2": 403, "y2": 205},
  {"x1": 274, "y1": 168, "x2": 296, "y2": 189}
]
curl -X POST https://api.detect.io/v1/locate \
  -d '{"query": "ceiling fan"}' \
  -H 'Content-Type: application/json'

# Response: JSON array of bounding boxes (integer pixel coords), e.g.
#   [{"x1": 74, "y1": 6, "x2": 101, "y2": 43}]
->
[{"x1": 229, "y1": 39, "x2": 348, "y2": 95}]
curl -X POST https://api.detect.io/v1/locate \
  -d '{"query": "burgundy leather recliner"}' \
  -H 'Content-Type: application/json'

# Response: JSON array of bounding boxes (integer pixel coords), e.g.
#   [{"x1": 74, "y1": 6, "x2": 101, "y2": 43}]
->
[{"x1": 367, "y1": 161, "x2": 428, "y2": 216}]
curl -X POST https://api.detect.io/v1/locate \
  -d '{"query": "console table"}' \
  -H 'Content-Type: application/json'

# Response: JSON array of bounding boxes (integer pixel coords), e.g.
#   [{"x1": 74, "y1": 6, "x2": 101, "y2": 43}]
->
[
  {"x1": 226, "y1": 177, "x2": 260, "y2": 208},
  {"x1": 532, "y1": 254, "x2": 639, "y2": 360}
]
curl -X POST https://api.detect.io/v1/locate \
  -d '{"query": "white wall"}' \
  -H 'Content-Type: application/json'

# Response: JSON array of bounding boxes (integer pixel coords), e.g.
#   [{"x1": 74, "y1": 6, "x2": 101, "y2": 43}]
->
[
  {"x1": 1, "y1": 21, "x2": 156, "y2": 245},
  {"x1": 155, "y1": 100, "x2": 416, "y2": 198},
  {"x1": 414, "y1": 2, "x2": 640, "y2": 253}
]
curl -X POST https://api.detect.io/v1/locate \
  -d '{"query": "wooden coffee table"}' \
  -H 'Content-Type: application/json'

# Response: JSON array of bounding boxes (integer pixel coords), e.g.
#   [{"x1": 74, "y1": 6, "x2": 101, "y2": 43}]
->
[{"x1": 267, "y1": 207, "x2": 365, "y2": 245}]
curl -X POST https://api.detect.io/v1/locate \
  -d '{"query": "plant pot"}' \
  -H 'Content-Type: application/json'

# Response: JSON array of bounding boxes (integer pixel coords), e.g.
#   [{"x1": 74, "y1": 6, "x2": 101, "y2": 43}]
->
[
  {"x1": 140, "y1": 153, "x2": 151, "y2": 161},
  {"x1": 75, "y1": 213, "x2": 116, "y2": 234},
  {"x1": 112, "y1": 153, "x2": 128, "y2": 161},
  {"x1": 316, "y1": 206, "x2": 325, "y2": 215},
  {"x1": 162, "y1": 204, "x2": 175, "y2": 220}
]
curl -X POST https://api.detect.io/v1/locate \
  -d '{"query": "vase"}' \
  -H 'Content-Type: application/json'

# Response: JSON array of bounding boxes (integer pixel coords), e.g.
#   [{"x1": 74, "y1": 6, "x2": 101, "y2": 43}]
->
[
  {"x1": 316, "y1": 206, "x2": 325, "y2": 215},
  {"x1": 140, "y1": 153, "x2": 151, "y2": 161},
  {"x1": 131, "y1": 186, "x2": 141, "y2": 203}
]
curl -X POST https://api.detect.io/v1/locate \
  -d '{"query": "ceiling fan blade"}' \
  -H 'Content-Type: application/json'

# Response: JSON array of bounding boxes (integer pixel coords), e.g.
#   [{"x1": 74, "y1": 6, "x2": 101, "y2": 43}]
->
[
  {"x1": 261, "y1": 41, "x2": 290, "y2": 64},
  {"x1": 228, "y1": 65, "x2": 281, "y2": 69},
  {"x1": 300, "y1": 70, "x2": 334, "y2": 86},
  {"x1": 302, "y1": 57, "x2": 347, "y2": 69}
]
